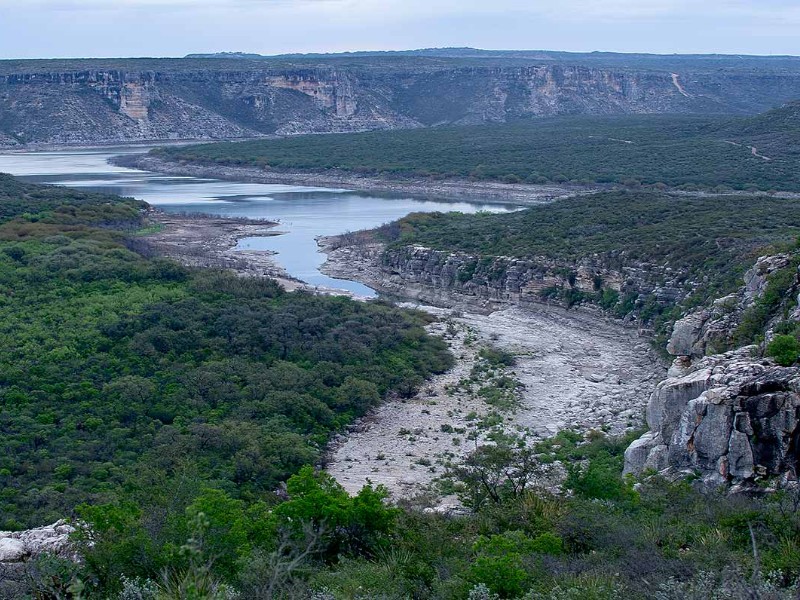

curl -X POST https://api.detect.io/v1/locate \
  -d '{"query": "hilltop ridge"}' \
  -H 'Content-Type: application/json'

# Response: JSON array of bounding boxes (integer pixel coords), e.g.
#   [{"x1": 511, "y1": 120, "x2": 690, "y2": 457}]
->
[{"x1": 2, "y1": 50, "x2": 800, "y2": 146}]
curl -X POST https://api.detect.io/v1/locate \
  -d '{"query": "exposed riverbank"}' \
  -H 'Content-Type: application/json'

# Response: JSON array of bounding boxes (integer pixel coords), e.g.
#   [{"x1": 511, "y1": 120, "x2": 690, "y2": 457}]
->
[
  {"x1": 139, "y1": 211, "x2": 305, "y2": 290},
  {"x1": 326, "y1": 302, "x2": 664, "y2": 503},
  {"x1": 137, "y1": 209, "x2": 666, "y2": 505},
  {"x1": 118, "y1": 153, "x2": 800, "y2": 204},
  {"x1": 116, "y1": 154, "x2": 596, "y2": 205},
  {"x1": 139, "y1": 211, "x2": 385, "y2": 298}
]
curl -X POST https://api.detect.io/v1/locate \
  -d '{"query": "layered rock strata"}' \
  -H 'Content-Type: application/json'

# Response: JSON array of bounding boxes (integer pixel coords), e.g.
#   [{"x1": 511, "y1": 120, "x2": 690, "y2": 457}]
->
[
  {"x1": 2, "y1": 58, "x2": 799, "y2": 145},
  {"x1": 625, "y1": 257, "x2": 800, "y2": 486}
]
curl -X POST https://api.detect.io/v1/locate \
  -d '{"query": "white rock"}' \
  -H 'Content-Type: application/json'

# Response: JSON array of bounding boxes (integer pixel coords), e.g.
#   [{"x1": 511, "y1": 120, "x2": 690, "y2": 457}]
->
[{"x1": 0, "y1": 538, "x2": 26, "y2": 562}]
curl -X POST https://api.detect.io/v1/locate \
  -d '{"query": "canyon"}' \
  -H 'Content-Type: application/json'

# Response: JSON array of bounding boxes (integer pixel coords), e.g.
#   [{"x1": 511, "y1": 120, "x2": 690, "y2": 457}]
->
[
  {"x1": 2, "y1": 52, "x2": 800, "y2": 146},
  {"x1": 320, "y1": 233, "x2": 800, "y2": 489}
]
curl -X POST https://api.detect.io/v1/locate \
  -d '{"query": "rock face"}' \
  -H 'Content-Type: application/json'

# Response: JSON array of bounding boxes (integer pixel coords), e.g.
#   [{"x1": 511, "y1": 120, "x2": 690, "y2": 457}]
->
[
  {"x1": 0, "y1": 521, "x2": 76, "y2": 600},
  {"x1": 665, "y1": 255, "x2": 794, "y2": 358},
  {"x1": 1, "y1": 55, "x2": 800, "y2": 145},
  {"x1": 626, "y1": 254, "x2": 800, "y2": 486},
  {"x1": 623, "y1": 349, "x2": 800, "y2": 486},
  {"x1": 366, "y1": 245, "x2": 683, "y2": 314}
]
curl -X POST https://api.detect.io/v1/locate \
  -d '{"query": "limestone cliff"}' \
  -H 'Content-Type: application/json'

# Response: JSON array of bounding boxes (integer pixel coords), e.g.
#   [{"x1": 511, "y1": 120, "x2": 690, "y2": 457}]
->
[
  {"x1": 624, "y1": 257, "x2": 800, "y2": 487},
  {"x1": 323, "y1": 240, "x2": 687, "y2": 316},
  {"x1": 2, "y1": 55, "x2": 800, "y2": 145}
]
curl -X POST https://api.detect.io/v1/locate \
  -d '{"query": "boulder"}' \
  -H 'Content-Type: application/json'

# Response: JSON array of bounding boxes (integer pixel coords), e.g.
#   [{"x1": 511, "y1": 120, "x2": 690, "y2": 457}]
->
[
  {"x1": 0, "y1": 539, "x2": 24, "y2": 562},
  {"x1": 666, "y1": 310, "x2": 707, "y2": 356}
]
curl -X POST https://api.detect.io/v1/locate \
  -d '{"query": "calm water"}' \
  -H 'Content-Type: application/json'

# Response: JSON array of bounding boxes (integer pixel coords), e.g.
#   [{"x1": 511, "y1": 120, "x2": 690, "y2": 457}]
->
[{"x1": 0, "y1": 147, "x2": 516, "y2": 296}]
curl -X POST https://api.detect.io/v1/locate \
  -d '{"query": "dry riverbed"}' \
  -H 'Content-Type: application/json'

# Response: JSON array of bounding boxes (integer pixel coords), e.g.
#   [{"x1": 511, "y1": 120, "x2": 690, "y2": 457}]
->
[
  {"x1": 326, "y1": 303, "x2": 664, "y2": 503},
  {"x1": 141, "y1": 211, "x2": 665, "y2": 507}
]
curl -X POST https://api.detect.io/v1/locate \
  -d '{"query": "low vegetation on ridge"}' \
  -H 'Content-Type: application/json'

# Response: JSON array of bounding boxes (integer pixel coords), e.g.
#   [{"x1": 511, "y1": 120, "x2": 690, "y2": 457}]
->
[
  {"x1": 156, "y1": 106, "x2": 800, "y2": 191},
  {"x1": 0, "y1": 173, "x2": 798, "y2": 597},
  {"x1": 378, "y1": 191, "x2": 800, "y2": 339}
]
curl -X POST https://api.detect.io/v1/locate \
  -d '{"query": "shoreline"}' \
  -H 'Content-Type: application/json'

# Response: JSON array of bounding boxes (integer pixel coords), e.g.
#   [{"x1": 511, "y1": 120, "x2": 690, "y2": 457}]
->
[
  {"x1": 0, "y1": 136, "x2": 272, "y2": 154},
  {"x1": 141, "y1": 210, "x2": 302, "y2": 290},
  {"x1": 119, "y1": 153, "x2": 800, "y2": 203},
  {"x1": 117, "y1": 154, "x2": 598, "y2": 205},
  {"x1": 316, "y1": 233, "x2": 649, "y2": 331},
  {"x1": 140, "y1": 210, "x2": 375, "y2": 299}
]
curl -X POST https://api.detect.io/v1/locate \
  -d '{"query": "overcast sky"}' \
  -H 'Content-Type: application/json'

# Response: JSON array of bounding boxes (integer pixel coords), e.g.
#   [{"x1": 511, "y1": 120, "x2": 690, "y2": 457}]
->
[{"x1": 0, "y1": 0, "x2": 797, "y2": 59}]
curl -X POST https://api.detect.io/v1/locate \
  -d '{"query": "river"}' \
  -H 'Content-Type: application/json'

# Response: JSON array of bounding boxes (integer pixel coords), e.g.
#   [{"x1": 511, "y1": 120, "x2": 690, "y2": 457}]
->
[{"x1": 0, "y1": 146, "x2": 516, "y2": 296}]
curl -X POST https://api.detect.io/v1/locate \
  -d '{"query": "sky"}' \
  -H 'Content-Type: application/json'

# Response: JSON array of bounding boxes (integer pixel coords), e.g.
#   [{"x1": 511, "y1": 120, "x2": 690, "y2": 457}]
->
[{"x1": 0, "y1": 0, "x2": 798, "y2": 59}]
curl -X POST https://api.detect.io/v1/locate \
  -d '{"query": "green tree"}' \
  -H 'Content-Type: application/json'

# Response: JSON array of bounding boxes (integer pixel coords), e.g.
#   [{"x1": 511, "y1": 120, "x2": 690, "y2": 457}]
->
[
  {"x1": 767, "y1": 334, "x2": 800, "y2": 366},
  {"x1": 273, "y1": 466, "x2": 398, "y2": 560}
]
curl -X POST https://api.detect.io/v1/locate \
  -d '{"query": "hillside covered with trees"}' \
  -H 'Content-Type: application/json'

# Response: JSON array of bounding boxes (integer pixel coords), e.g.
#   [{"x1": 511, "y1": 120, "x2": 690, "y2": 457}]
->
[
  {"x1": 0, "y1": 173, "x2": 451, "y2": 532},
  {"x1": 0, "y1": 174, "x2": 797, "y2": 598},
  {"x1": 156, "y1": 104, "x2": 800, "y2": 192}
]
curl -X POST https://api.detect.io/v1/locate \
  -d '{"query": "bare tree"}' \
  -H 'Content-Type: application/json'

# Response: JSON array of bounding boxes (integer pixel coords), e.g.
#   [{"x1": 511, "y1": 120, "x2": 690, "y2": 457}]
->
[{"x1": 239, "y1": 522, "x2": 326, "y2": 600}]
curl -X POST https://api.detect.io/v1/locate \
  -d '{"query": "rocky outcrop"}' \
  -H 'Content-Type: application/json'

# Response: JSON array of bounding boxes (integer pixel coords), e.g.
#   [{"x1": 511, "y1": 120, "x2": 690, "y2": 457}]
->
[
  {"x1": 2, "y1": 56, "x2": 800, "y2": 145},
  {"x1": 326, "y1": 242, "x2": 687, "y2": 314},
  {"x1": 0, "y1": 521, "x2": 75, "y2": 562},
  {"x1": 625, "y1": 254, "x2": 800, "y2": 486},
  {"x1": 665, "y1": 255, "x2": 794, "y2": 358},
  {"x1": 623, "y1": 349, "x2": 800, "y2": 487},
  {"x1": 0, "y1": 521, "x2": 76, "y2": 600}
]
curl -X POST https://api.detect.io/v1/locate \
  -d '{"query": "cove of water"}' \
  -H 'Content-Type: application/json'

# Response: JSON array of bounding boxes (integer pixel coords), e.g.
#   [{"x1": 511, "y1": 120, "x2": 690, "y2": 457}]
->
[{"x1": 0, "y1": 147, "x2": 517, "y2": 296}]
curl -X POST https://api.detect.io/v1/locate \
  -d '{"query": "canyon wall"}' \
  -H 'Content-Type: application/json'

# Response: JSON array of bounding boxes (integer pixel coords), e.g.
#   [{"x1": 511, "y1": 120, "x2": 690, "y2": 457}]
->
[
  {"x1": 324, "y1": 241, "x2": 686, "y2": 315},
  {"x1": 624, "y1": 256, "x2": 800, "y2": 488},
  {"x1": 2, "y1": 57, "x2": 800, "y2": 146}
]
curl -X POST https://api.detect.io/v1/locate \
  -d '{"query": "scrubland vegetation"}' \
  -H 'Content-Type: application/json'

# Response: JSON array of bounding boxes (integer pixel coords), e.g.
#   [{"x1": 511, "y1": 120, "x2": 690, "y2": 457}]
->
[
  {"x1": 156, "y1": 105, "x2": 800, "y2": 192},
  {"x1": 2, "y1": 180, "x2": 795, "y2": 598},
  {"x1": 5, "y1": 96, "x2": 800, "y2": 597},
  {"x1": 30, "y1": 430, "x2": 800, "y2": 599}
]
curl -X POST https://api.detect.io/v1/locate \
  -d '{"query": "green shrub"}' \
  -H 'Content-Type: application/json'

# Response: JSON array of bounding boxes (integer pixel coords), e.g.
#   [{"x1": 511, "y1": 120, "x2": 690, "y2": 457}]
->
[
  {"x1": 470, "y1": 532, "x2": 534, "y2": 598},
  {"x1": 767, "y1": 334, "x2": 800, "y2": 366}
]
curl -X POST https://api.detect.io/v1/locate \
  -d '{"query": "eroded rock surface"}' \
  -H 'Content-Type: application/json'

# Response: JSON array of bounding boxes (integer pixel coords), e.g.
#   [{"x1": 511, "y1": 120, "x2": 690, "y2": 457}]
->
[
  {"x1": 666, "y1": 255, "x2": 794, "y2": 358},
  {"x1": 624, "y1": 349, "x2": 800, "y2": 486},
  {"x1": 320, "y1": 238, "x2": 686, "y2": 316},
  {"x1": 626, "y1": 254, "x2": 800, "y2": 486},
  {"x1": 3, "y1": 57, "x2": 798, "y2": 145}
]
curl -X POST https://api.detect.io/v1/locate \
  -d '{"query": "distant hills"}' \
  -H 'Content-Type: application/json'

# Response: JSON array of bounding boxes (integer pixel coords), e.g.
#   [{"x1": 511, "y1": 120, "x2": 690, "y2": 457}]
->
[
  {"x1": 2, "y1": 49, "x2": 800, "y2": 146},
  {"x1": 186, "y1": 47, "x2": 800, "y2": 70}
]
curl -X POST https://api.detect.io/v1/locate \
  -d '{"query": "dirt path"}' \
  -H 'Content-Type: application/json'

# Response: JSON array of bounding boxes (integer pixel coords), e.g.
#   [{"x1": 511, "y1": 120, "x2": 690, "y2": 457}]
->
[
  {"x1": 724, "y1": 140, "x2": 772, "y2": 161},
  {"x1": 671, "y1": 73, "x2": 691, "y2": 97},
  {"x1": 326, "y1": 303, "x2": 664, "y2": 501},
  {"x1": 750, "y1": 146, "x2": 772, "y2": 161}
]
